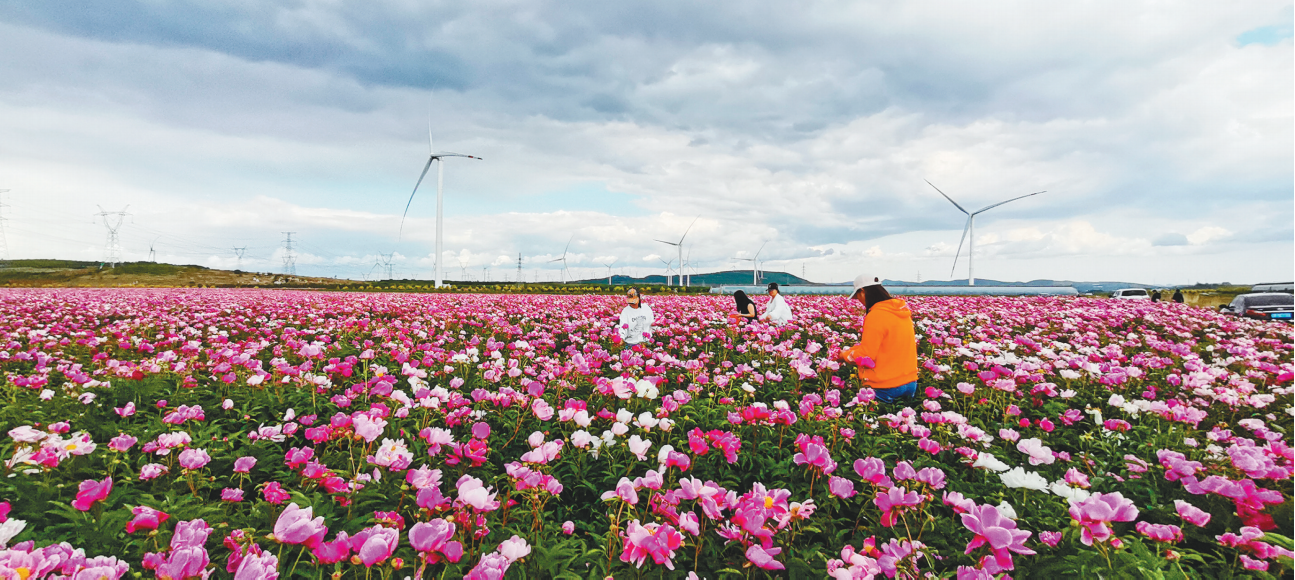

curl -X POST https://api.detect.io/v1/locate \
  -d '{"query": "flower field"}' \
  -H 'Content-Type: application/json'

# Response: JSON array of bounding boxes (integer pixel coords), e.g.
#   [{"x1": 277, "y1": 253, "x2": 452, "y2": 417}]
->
[{"x1": 0, "y1": 288, "x2": 1291, "y2": 579}]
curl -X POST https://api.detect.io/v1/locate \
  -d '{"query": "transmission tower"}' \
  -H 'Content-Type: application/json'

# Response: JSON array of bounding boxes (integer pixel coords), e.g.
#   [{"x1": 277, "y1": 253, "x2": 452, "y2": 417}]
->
[
  {"x1": 377, "y1": 252, "x2": 395, "y2": 280},
  {"x1": 0, "y1": 189, "x2": 10, "y2": 261},
  {"x1": 281, "y1": 232, "x2": 296, "y2": 276},
  {"x1": 233, "y1": 246, "x2": 247, "y2": 270},
  {"x1": 95, "y1": 205, "x2": 130, "y2": 268}
]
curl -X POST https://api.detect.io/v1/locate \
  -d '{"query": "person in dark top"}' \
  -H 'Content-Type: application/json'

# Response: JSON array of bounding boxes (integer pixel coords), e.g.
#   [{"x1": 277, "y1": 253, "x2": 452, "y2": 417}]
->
[
  {"x1": 1172, "y1": 289, "x2": 1184, "y2": 303},
  {"x1": 730, "y1": 290, "x2": 758, "y2": 323},
  {"x1": 1151, "y1": 290, "x2": 1162, "y2": 302}
]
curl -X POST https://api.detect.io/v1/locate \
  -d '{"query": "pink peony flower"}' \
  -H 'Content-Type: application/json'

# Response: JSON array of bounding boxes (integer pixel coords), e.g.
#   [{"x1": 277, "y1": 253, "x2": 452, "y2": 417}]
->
[
  {"x1": 233, "y1": 456, "x2": 257, "y2": 473},
  {"x1": 273, "y1": 503, "x2": 327, "y2": 547},
  {"x1": 221, "y1": 488, "x2": 244, "y2": 502},
  {"x1": 828, "y1": 476, "x2": 856, "y2": 499},
  {"x1": 961, "y1": 504, "x2": 1035, "y2": 572},
  {"x1": 262, "y1": 482, "x2": 291, "y2": 504},
  {"x1": 348, "y1": 525, "x2": 399, "y2": 567},
  {"x1": 1173, "y1": 500, "x2": 1211, "y2": 527},
  {"x1": 177, "y1": 448, "x2": 211, "y2": 470},
  {"x1": 1135, "y1": 522, "x2": 1183, "y2": 543},
  {"x1": 408, "y1": 519, "x2": 463, "y2": 563},
  {"x1": 745, "y1": 544, "x2": 785, "y2": 570},
  {"x1": 108, "y1": 434, "x2": 137, "y2": 452},
  {"x1": 125, "y1": 506, "x2": 169, "y2": 533},
  {"x1": 1068, "y1": 492, "x2": 1139, "y2": 546},
  {"x1": 72, "y1": 477, "x2": 113, "y2": 511}
]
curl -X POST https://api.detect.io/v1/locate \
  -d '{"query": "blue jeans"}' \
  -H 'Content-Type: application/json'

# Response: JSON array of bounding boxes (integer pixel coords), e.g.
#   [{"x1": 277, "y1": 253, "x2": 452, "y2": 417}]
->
[{"x1": 874, "y1": 381, "x2": 917, "y2": 404}]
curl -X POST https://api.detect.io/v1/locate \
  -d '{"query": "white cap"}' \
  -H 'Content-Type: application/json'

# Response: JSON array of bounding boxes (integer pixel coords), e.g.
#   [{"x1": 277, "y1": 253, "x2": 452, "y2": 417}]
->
[{"x1": 852, "y1": 273, "x2": 881, "y2": 296}]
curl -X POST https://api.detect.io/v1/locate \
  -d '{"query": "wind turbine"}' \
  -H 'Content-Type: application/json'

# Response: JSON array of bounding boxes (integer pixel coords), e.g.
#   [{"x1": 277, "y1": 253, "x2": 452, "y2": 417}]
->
[
  {"x1": 731, "y1": 241, "x2": 767, "y2": 285},
  {"x1": 654, "y1": 216, "x2": 699, "y2": 288},
  {"x1": 549, "y1": 235, "x2": 573, "y2": 283},
  {"x1": 602, "y1": 258, "x2": 617, "y2": 285},
  {"x1": 925, "y1": 180, "x2": 1046, "y2": 286},
  {"x1": 400, "y1": 122, "x2": 482, "y2": 288},
  {"x1": 658, "y1": 257, "x2": 675, "y2": 285}
]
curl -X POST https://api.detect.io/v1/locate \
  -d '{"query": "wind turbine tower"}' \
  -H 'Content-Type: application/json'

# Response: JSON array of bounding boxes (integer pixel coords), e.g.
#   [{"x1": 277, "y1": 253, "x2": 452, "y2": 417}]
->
[
  {"x1": 95, "y1": 205, "x2": 130, "y2": 268},
  {"x1": 516, "y1": 253, "x2": 523, "y2": 286},
  {"x1": 926, "y1": 180, "x2": 1046, "y2": 286},
  {"x1": 654, "y1": 216, "x2": 699, "y2": 287},
  {"x1": 549, "y1": 235, "x2": 573, "y2": 283},
  {"x1": 731, "y1": 241, "x2": 767, "y2": 285},
  {"x1": 400, "y1": 123, "x2": 483, "y2": 288},
  {"x1": 602, "y1": 259, "x2": 617, "y2": 285},
  {"x1": 281, "y1": 232, "x2": 297, "y2": 276}
]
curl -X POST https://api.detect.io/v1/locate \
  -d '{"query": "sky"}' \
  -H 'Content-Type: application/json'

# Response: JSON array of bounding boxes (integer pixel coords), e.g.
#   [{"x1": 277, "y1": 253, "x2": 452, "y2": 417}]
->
[{"x1": 0, "y1": 1, "x2": 1290, "y2": 285}]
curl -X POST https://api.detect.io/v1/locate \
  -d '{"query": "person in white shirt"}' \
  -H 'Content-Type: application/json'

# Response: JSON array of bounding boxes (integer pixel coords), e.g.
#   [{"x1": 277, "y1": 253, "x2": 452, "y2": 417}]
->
[
  {"x1": 760, "y1": 282, "x2": 794, "y2": 325},
  {"x1": 618, "y1": 287, "x2": 655, "y2": 345}
]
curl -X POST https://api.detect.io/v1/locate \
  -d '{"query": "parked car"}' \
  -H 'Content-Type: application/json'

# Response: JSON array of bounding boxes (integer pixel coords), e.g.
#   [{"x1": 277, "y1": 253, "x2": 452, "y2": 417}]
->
[
  {"x1": 1251, "y1": 282, "x2": 1294, "y2": 294},
  {"x1": 1111, "y1": 288, "x2": 1151, "y2": 300},
  {"x1": 1219, "y1": 293, "x2": 1294, "y2": 323}
]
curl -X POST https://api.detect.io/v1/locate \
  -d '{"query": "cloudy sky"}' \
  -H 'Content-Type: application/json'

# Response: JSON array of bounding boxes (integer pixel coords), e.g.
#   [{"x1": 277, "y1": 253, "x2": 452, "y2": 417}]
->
[{"x1": 0, "y1": 1, "x2": 1290, "y2": 284}]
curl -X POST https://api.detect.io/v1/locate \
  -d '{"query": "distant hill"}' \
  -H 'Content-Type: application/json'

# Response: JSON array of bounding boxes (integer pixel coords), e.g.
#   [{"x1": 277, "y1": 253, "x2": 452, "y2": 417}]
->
[
  {"x1": 876, "y1": 279, "x2": 1164, "y2": 294},
  {"x1": 575, "y1": 269, "x2": 811, "y2": 286},
  {"x1": 0, "y1": 260, "x2": 357, "y2": 288}
]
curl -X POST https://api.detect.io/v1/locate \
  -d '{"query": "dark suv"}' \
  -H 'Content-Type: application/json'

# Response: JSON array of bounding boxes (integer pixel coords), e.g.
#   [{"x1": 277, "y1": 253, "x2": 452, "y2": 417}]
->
[{"x1": 1219, "y1": 293, "x2": 1294, "y2": 323}]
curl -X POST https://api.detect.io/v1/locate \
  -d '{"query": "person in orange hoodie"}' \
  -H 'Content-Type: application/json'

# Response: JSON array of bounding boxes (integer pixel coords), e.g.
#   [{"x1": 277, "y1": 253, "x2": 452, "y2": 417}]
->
[{"x1": 837, "y1": 273, "x2": 918, "y2": 404}]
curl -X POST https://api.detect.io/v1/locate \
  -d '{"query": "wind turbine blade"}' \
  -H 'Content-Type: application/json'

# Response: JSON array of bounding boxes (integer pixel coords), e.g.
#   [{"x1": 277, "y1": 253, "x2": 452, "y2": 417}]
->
[
  {"x1": 654, "y1": 239, "x2": 679, "y2": 246},
  {"x1": 436, "y1": 153, "x2": 483, "y2": 160},
  {"x1": 950, "y1": 218, "x2": 971, "y2": 278},
  {"x1": 678, "y1": 215, "x2": 700, "y2": 244},
  {"x1": 399, "y1": 156, "x2": 436, "y2": 238},
  {"x1": 973, "y1": 191, "x2": 1046, "y2": 215},
  {"x1": 563, "y1": 234, "x2": 574, "y2": 255},
  {"x1": 428, "y1": 120, "x2": 434, "y2": 154},
  {"x1": 755, "y1": 241, "x2": 767, "y2": 260},
  {"x1": 925, "y1": 180, "x2": 970, "y2": 215}
]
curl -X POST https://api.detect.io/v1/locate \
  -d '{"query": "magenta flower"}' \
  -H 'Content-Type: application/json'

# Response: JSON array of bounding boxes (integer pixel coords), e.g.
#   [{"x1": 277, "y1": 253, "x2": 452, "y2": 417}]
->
[
  {"x1": 600, "y1": 477, "x2": 639, "y2": 505},
  {"x1": 232, "y1": 456, "x2": 257, "y2": 473},
  {"x1": 233, "y1": 550, "x2": 278, "y2": 580},
  {"x1": 619, "y1": 520, "x2": 684, "y2": 569},
  {"x1": 72, "y1": 477, "x2": 113, "y2": 511},
  {"x1": 853, "y1": 457, "x2": 893, "y2": 487},
  {"x1": 409, "y1": 519, "x2": 463, "y2": 563},
  {"x1": 1038, "y1": 531, "x2": 1062, "y2": 547},
  {"x1": 348, "y1": 525, "x2": 399, "y2": 567},
  {"x1": 471, "y1": 422, "x2": 491, "y2": 440},
  {"x1": 455, "y1": 475, "x2": 500, "y2": 511},
  {"x1": 745, "y1": 544, "x2": 785, "y2": 570},
  {"x1": 793, "y1": 442, "x2": 837, "y2": 475},
  {"x1": 873, "y1": 486, "x2": 922, "y2": 527},
  {"x1": 961, "y1": 504, "x2": 1035, "y2": 572},
  {"x1": 1068, "y1": 492, "x2": 1139, "y2": 546},
  {"x1": 273, "y1": 503, "x2": 327, "y2": 547},
  {"x1": 1135, "y1": 522, "x2": 1183, "y2": 543},
  {"x1": 177, "y1": 448, "x2": 211, "y2": 470},
  {"x1": 108, "y1": 434, "x2": 137, "y2": 452},
  {"x1": 262, "y1": 482, "x2": 291, "y2": 504},
  {"x1": 312, "y1": 532, "x2": 351, "y2": 564},
  {"x1": 1173, "y1": 500, "x2": 1211, "y2": 527},
  {"x1": 828, "y1": 476, "x2": 856, "y2": 499},
  {"x1": 125, "y1": 506, "x2": 169, "y2": 533},
  {"x1": 140, "y1": 463, "x2": 168, "y2": 480},
  {"x1": 221, "y1": 488, "x2": 244, "y2": 502},
  {"x1": 562, "y1": 521, "x2": 575, "y2": 535}
]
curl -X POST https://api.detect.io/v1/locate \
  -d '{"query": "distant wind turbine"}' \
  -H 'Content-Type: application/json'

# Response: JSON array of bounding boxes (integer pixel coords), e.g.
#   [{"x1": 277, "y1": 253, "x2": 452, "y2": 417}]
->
[
  {"x1": 731, "y1": 241, "x2": 767, "y2": 285},
  {"x1": 926, "y1": 180, "x2": 1045, "y2": 286},
  {"x1": 654, "y1": 216, "x2": 699, "y2": 287},
  {"x1": 658, "y1": 257, "x2": 675, "y2": 285},
  {"x1": 549, "y1": 235, "x2": 573, "y2": 283},
  {"x1": 602, "y1": 258, "x2": 617, "y2": 285},
  {"x1": 400, "y1": 122, "x2": 482, "y2": 287}
]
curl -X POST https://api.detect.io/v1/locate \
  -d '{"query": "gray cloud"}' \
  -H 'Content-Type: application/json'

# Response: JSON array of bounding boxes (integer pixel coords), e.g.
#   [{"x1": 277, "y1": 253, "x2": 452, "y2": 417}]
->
[{"x1": 0, "y1": 1, "x2": 1289, "y2": 283}]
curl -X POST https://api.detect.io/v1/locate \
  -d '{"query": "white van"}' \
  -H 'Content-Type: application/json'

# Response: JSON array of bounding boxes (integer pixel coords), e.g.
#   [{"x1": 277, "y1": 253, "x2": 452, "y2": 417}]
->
[{"x1": 1111, "y1": 288, "x2": 1151, "y2": 300}]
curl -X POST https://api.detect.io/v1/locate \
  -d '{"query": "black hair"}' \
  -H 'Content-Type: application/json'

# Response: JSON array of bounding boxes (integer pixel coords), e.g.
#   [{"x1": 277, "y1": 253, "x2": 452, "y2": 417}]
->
[
  {"x1": 861, "y1": 285, "x2": 893, "y2": 310},
  {"x1": 734, "y1": 290, "x2": 757, "y2": 317},
  {"x1": 626, "y1": 286, "x2": 643, "y2": 306}
]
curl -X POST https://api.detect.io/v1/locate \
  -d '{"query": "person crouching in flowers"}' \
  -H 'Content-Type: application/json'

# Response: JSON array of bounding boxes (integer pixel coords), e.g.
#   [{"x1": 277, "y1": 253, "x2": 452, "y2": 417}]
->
[
  {"x1": 618, "y1": 287, "x2": 655, "y2": 346},
  {"x1": 837, "y1": 274, "x2": 918, "y2": 404},
  {"x1": 729, "y1": 290, "x2": 759, "y2": 324}
]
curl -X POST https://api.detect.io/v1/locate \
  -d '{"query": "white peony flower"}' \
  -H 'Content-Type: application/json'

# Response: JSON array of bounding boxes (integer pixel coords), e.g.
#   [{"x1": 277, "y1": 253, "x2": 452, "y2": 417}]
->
[
  {"x1": 972, "y1": 452, "x2": 1010, "y2": 472},
  {"x1": 999, "y1": 467, "x2": 1049, "y2": 490}
]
